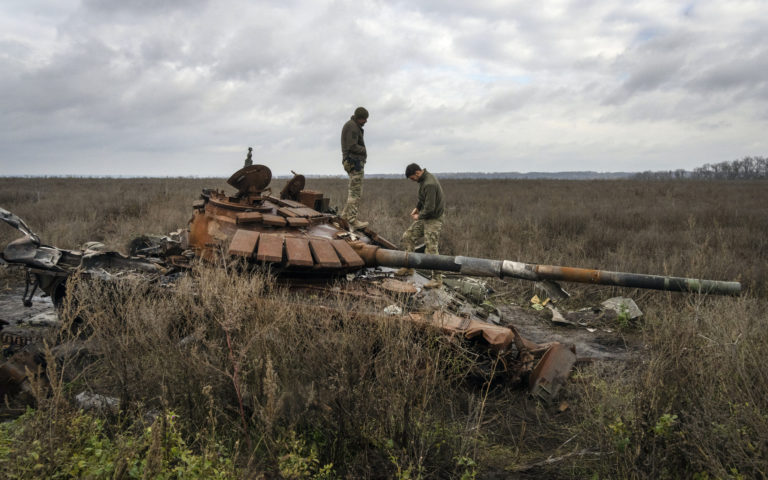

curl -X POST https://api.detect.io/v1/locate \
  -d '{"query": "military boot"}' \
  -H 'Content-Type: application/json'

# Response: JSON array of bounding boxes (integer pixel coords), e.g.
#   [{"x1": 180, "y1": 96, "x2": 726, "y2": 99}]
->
[
  {"x1": 394, "y1": 268, "x2": 415, "y2": 277},
  {"x1": 349, "y1": 219, "x2": 369, "y2": 230}
]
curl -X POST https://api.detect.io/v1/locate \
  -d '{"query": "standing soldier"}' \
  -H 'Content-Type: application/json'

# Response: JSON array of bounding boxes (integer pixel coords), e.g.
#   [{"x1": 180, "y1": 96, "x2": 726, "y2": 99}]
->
[
  {"x1": 340, "y1": 107, "x2": 369, "y2": 229},
  {"x1": 395, "y1": 163, "x2": 445, "y2": 288},
  {"x1": 244, "y1": 147, "x2": 253, "y2": 167}
]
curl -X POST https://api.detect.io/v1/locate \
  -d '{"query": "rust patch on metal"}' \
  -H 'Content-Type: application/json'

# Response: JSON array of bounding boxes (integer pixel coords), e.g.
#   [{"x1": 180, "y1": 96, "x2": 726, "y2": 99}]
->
[
  {"x1": 277, "y1": 207, "x2": 298, "y2": 218},
  {"x1": 309, "y1": 239, "x2": 342, "y2": 268},
  {"x1": 227, "y1": 165, "x2": 272, "y2": 195},
  {"x1": 286, "y1": 217, "x2": 310, "y2": 228},
  {"x1": 235, "y1": 212, "x2": 263, "y2": 225},
  {"x1": 228, "y1": 230, "x2": 260, "y2": 258},
  {"x1": 331, "y1": 239, "x2": 364, "y2": 268},
  {"x1": 529, "y1": 343, "x2": 577, "y2": 401},
  {"x1": 379, "y1": 278, "x2": 418, "y2": 295},
  {"x1": 285, "y1": 207, "x2": 323, "y2": 218},
  {"x1": 350, "y1": 242, "x2": 379, "y2": 266},
  {"x1": 262, "y1": 214, "x2": 287, "y2": 227},
  {"x1": 284, "y1": 237, "x2": 313, "y2": 267},
  {"x1": 298, "y1": 190, "x2": 328, "y2": 211},
  {"x1": 256, "y1": 234, "x2": 284, "y2": 263},
  {"x1": 280, "y1": 174, "x2": 305, "y2": 200},
  {"x1": 409, "y1": 311, "x2": 518, "y2": 352}
]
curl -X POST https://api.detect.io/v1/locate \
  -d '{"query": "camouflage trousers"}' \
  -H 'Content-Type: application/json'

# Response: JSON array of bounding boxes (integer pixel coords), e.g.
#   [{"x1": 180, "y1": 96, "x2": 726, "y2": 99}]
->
[
  {"x1": 401, "y1": 216, "x2": 444, "y2": 281},
  {"x1": 341, "y1": 166, "x2": 364, "y2": 222}
]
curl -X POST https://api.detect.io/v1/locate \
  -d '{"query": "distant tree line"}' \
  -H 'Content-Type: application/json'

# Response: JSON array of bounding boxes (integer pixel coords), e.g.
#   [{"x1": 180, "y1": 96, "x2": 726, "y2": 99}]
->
[{"x1": 633, "y1": 156, "x2": 768, "y2": 180}]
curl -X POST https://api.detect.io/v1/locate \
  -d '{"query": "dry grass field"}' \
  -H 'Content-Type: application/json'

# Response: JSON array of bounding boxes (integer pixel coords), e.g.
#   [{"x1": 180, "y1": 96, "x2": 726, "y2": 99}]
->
[{"x1": 1, "y1": 174, "x2": 767, "y2": 478}]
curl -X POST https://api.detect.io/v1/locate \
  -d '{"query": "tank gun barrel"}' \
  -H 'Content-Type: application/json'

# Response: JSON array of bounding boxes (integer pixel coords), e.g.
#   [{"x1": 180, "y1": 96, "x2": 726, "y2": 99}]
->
[{"x1": 356, "y1": 246, "x2": 741, "y2": 296}]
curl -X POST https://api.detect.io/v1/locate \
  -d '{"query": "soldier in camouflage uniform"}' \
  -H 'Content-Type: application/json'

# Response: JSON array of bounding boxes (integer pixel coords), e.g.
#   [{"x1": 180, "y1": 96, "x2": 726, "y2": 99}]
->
[
  {"x1": 395, "y1": 163, "x2": 445, "y2": 288},
  {"x1": 340, "y1": 107, "x2": 369, "y2": 230}
]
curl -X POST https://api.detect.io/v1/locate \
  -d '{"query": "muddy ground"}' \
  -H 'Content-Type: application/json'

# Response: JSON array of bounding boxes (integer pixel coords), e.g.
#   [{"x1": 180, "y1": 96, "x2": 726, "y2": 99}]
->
[
  {"x1": 499, "y1": 303, "x2": 642, "y2": 362},
  {"x1": 0, "y1": 285, "x2": 59, "y2": 339}
]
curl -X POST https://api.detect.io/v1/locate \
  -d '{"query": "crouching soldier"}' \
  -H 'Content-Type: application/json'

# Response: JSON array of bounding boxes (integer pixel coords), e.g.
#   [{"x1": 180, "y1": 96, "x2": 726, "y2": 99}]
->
[{"x1": 395, "y1": 163, "x2": 445, "y2": 289}]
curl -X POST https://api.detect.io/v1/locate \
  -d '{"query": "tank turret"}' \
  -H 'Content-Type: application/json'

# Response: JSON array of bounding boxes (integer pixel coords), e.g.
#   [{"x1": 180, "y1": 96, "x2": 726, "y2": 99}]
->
[{"x1": 187, "y1": 165, "x2": 394, "y2": 273}]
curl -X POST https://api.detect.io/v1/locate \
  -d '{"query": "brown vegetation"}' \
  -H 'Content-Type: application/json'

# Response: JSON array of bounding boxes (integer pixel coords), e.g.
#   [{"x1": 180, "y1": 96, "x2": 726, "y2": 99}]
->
[{"x1": 1, "y1": 175, "x2": 767, "y2": 478}]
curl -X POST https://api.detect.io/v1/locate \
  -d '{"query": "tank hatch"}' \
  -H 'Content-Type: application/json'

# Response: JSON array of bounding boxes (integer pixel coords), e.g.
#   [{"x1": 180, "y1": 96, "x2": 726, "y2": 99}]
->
[{"x1": 227, "y1": 165, "x2": 272, "y2": 196}]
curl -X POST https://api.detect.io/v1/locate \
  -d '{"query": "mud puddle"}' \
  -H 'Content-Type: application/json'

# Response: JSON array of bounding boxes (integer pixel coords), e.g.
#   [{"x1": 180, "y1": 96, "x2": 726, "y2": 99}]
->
[
  {"x1": 499, "y1": 304, "x2": 643, "y2": 362},
  {"x1": 0, "y1": 286, "x2": 58, "y2": 327}
]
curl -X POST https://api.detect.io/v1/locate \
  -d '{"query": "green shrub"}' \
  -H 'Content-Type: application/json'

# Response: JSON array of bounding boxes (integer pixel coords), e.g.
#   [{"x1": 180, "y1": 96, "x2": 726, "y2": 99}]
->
[{"x1": 0, "y1": 409, "x2": 238, "y2": 479}]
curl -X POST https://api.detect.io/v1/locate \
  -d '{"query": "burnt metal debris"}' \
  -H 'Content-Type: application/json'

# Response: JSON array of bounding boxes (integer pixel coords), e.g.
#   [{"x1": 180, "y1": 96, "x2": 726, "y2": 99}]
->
[{"x1": 0, "y1": 164, "x2": 742, "y2": 406}]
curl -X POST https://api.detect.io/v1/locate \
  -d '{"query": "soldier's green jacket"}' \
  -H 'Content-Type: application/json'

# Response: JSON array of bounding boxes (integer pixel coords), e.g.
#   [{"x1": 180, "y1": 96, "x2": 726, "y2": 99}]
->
[
  {"x1": 341, "y1": 117, "x2": 367, "y2": 164},
  {"x1": 416, "y1": 170, "x2": 444, "y2": 220}
]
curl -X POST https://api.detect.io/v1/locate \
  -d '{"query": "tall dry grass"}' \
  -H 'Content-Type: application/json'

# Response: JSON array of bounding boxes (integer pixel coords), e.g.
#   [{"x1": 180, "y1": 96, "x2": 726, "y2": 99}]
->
[
  {"x1": 42, "y1": 264, "x2": 484, "y2": 478},
  {"x1": 1, "y1": 174, "x2": 767, "y2": 478},
  {"x1": 0, "y1": 177, "x2": 228, "y2": 252}
]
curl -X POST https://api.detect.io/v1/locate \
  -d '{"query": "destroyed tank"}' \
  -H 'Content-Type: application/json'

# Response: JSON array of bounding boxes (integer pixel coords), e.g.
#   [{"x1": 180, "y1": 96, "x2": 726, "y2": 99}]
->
[{"x1": 0, "y1": 164, "x2": 742, "y2": 404}]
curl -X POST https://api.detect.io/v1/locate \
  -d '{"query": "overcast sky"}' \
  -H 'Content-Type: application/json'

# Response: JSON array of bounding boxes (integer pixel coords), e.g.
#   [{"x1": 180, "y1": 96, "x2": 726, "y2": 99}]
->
[{"x1": 1, "y1": 0, "x2": 766, "y2": 176}]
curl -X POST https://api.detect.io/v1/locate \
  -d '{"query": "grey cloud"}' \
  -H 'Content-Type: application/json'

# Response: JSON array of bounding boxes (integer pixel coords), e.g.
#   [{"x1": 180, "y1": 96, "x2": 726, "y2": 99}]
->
[
  {"x1": 484, "y1": 85, "x2": 536, "y2": 113},
  {"x1": 213, "y1": 5, "x2": 416, "y2": 93},
  {"x1": 2, "y1": 39, "x2": 117, "y2": 115},
  {"x1": 279, "y1": 63, "x2": 343, "y2": 98},
  {"x1": 0, "y1": 39, "x2": 33, "y2": 62},
  {"x1": 2, "y1": 37, "x2": 227, "y2": 143},
  {"x1": 452, "y1": 22, "x2": 516, "y2": 61},
  {"x1": 391, "y1": 1, "x2": 513, "y2": 20},
  {"x1": 687, "y1": 48, "x2": 768, "y2": 94},
  {"x1": 604, "y1": 31, "x2": 693, "y2": 103},
  {"x1": 599, "y1": 86, "x2": 751, "y2": 125},
  {"x1": 82, "y1": 0, "x2": 210, "y2": 16},
  {"x1": 602, "y1": 15, "x2": 768, "y2": 119},
  {"x1": 212, "y1": 16, "x2": 291, "y2": 81},
  {"x1": 622, "y1": 55, "x2": 684, "y2": 92},
  {"x1": 138, "y1": 35, "x2": 188, "y2": 64}
]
